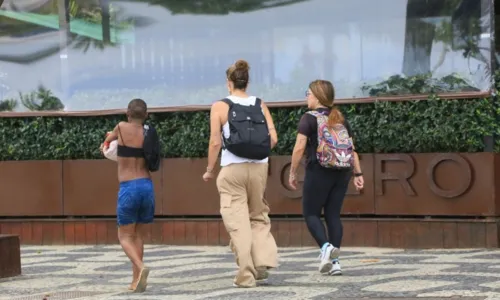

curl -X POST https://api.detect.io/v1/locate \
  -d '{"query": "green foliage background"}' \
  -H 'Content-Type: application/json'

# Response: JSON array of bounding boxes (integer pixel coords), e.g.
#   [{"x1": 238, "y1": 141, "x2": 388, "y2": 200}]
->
[{"x1": 1, "y1": 74, "x2": 499, "y2": 161}]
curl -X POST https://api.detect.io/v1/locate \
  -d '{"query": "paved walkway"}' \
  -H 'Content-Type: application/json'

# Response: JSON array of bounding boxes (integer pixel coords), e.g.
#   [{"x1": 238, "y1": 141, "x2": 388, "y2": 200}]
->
[{"x1": 1, "y1": 245, "x2": 500, "y2": 300}]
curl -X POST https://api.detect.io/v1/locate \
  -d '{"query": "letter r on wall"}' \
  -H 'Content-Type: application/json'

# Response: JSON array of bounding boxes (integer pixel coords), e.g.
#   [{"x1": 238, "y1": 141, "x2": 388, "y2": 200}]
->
[{"x1": 375, "y1": 154, "x2": 416, "y2": 196}]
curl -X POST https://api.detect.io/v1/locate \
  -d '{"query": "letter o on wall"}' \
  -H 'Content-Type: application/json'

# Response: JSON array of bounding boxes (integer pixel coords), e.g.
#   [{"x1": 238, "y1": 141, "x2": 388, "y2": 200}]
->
[{"x1": 426, "y1": 154, "x2": 472, "y2": 198}]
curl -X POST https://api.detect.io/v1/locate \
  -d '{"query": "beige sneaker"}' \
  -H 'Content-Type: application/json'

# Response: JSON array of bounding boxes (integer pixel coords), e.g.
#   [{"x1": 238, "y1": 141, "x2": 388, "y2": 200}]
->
[
  {"x1": 256, "y1": 267, "x2": 269, "y2": 282},
  {"x1": 233, "y1": 282, "x2": 256, "y2": 288}
]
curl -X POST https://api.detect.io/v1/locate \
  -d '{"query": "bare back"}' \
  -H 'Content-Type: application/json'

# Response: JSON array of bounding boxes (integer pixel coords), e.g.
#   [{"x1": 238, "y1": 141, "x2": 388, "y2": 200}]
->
[{"x1": 117, "y1": 121, "x2": 150, "y2": 182}]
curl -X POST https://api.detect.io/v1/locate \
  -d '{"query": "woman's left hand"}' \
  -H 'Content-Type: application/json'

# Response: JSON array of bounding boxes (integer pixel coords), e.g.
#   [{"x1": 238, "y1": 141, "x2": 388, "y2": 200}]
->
[{"x1": 353, "y1": 175, "x2": 364, "y2": 190}]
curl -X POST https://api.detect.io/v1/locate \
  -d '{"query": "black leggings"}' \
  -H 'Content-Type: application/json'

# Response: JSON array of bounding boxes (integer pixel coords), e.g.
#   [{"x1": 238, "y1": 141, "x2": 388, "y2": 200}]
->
[{"x1": 302, "y1": 164, "x2": 352, "y2": 249}]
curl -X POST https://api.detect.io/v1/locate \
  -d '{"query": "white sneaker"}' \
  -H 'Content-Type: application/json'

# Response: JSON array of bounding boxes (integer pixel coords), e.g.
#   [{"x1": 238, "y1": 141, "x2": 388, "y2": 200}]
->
[
  {"x1": 329, "y1": 260, "x2": 342, "y2": 276},
  {"x1": 318, "y1": 244, "x2": 339, "y2": 273}
]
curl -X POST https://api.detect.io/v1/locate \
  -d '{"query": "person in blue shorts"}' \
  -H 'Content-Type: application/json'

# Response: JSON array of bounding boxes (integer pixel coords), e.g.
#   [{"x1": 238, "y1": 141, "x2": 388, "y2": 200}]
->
[{"x1": 100, "y1": 99, "x2": 154, "y2": 293}]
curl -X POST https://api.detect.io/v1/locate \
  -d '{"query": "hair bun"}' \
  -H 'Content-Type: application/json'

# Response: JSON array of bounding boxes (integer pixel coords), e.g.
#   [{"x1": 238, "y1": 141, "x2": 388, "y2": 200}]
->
[{"x1": 234, "y1": 59, "x2": 250, "y2": 71}]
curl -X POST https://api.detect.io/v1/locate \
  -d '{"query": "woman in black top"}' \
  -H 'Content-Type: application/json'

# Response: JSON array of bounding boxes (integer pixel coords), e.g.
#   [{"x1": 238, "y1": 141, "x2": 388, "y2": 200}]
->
[{"x1": 289, "y1": 80, "x2": 364, "y2": 276}]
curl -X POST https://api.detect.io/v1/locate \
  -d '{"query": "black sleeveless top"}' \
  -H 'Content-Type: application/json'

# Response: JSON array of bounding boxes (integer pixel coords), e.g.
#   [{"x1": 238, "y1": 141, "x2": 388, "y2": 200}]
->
[{"x1": 117, "y1": 125, "x2": 144, "y2": 158}]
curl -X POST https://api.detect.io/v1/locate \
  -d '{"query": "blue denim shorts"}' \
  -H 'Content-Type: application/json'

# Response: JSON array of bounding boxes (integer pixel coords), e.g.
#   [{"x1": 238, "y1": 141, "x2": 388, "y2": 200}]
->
[{"x1": 117, "y1": 178, "x2": 155, "y2": 226}]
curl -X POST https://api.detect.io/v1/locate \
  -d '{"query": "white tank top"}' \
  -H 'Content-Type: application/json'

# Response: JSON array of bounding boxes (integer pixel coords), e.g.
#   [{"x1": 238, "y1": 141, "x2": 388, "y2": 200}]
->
[{"x1": 220, "y1": 95, "x2": 269, "y2": 167}]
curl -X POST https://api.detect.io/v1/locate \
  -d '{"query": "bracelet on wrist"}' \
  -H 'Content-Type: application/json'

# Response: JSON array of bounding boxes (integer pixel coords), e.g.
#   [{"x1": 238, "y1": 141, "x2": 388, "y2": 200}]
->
[
  {"x1": 206, "y1": 167, "x2": 213, "y2": 173},
  {"x1": 354, "y1": 172, "x2": 363, "y2": 177}
]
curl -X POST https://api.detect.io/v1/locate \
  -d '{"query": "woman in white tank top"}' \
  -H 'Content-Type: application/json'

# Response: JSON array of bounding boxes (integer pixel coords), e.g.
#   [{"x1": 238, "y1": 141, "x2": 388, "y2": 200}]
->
[
  {"x1": 202, "y1": 59, "x2": 279, "y2": 288},
  {"x1": 220, "y1": 94, "x2": 270, "y2": 166}
]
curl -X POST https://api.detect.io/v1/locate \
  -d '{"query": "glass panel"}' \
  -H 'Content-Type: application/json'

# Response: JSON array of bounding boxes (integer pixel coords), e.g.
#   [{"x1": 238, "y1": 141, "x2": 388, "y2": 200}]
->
[
  {"x1": 495, "y1": 0, "x2": 500, "y2": 67},
  {"x1": 62, "y1": 0, "x2": 138, "y2": 111},
  {"x1": 0, "y1": 0, "x2": 493, "y2": 112},
  {"x1": 0, "y1": 0, "x2": 65, "y2": 112}
]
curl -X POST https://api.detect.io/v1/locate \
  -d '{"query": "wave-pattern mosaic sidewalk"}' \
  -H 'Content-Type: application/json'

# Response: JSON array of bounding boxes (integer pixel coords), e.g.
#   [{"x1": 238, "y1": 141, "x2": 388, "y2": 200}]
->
[{"x1": 1, "y1": 245, "x2": 500, "y2": 299}]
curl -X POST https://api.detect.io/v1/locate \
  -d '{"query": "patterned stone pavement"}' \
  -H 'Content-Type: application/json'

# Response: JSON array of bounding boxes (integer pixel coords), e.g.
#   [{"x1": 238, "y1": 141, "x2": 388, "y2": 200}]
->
[{"x1": 1, "y1": 246, "x2": 500, "y2": 300}]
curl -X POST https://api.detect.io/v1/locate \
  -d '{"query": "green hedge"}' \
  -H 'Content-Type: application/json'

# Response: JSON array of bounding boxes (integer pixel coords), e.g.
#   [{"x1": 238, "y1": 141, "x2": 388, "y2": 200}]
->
[{"x1": 0, "y1": 95, "x2": 498, "y2": 161}]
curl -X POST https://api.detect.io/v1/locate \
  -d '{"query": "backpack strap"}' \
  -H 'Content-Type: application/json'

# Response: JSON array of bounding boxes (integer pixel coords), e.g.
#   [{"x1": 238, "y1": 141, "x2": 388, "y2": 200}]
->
[
  {"x1": 219, "y1": 98, "x2": 233, "y2": 150},
  {"x1": 254, "y1": 97, "x2": 262, "y2": 107},
  {"x1": 221, "y1": 98, "x2": 233, "y2": 108},
  {"x1": 307, "y1": 110, "x2": 328, "y2": 127},
  {"x1": 307, "y1": 110, "x2": 322, "y2": 118},
  {"x1": 117, "y1": 123, "x2": 126, "y2": 147}
]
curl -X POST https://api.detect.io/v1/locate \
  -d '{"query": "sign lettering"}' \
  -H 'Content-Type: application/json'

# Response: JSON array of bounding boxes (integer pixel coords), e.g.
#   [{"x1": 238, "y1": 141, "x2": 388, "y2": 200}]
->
[
  {"x1": 275, "y1": 154, "x2": 473, "y2": 199},
  {"x1": 426, "y1": 153, "x2": 472, "y2": 198},
  {"x1": 375, "y1": 154, "x2": 416, "y2": 196},
  {"x1": 375, "y1": 154, "x2": 472, "y2": 198}
]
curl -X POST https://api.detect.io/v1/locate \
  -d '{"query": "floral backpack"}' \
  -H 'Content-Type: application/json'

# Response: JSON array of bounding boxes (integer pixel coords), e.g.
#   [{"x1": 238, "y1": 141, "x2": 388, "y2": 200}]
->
[{"x1": 307, "y1": 111, "x2": 354, "y2": 169}]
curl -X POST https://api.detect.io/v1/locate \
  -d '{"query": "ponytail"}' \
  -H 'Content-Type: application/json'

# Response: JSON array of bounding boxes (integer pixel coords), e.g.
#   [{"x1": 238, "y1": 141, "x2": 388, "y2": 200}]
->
[{"x1": 328, "y1": 107, "x2": 344, "y2": 127}]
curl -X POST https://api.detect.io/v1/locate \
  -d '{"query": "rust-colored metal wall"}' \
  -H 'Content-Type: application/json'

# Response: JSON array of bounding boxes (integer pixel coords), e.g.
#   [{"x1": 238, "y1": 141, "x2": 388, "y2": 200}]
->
[
  {"x1": 0, "y1": 161, "x2": 63, "y2": 216},
  {"x1": 0, "y1": 153, "x2": 497, "y2": 217},
  {"x1": 0, "y1": 218, "x2": 498, "y2": 249},
  {"x1": 62, "y1": 160, "x2": 163, "y2": 216},
  {"x1": 374, "y1": 153, "x2": 495, "y2": 216}
]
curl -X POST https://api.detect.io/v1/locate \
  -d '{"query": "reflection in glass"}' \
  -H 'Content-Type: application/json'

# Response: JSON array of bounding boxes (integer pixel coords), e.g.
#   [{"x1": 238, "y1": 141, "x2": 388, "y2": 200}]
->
[
  {"x1": 0, "y1": 0, "x2": 494, "y2": 111},
  {"x1": 495, "y1": 1, "x2": 500, "y2": 67},
  {"x1": 0, "y1": 0, "x2": 64, "y2": 111}
]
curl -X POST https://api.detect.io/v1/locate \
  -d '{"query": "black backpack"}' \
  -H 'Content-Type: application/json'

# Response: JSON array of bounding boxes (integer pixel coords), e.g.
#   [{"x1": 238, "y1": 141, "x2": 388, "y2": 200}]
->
[
  {"x1": 143, "y1": 124, "x2": 161, "y2": 172},
  {"x1": 221, "y1": 98, "x2": 271, "y2": 160}
]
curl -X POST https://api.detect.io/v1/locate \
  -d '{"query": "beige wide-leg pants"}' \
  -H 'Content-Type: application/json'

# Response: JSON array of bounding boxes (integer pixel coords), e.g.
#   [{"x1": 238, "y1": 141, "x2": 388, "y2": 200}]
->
[{"x1": 216, "y1": 162, "x2": 278, "y2": 287}]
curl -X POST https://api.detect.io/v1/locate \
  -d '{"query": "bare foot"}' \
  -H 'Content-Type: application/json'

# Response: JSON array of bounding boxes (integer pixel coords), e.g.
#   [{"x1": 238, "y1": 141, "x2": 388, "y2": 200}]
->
[
  {"x1": 132, "y1": 266, "x2": 139, "y2": 283},
  {"x1": 133, "y1": 267, "x2": 150, "y2": 293},
  {"x1": 129, "y1": 274, "x2": 139, "y2": 290}
]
